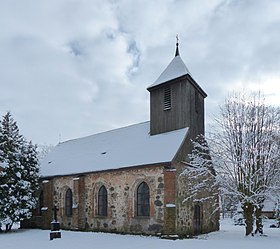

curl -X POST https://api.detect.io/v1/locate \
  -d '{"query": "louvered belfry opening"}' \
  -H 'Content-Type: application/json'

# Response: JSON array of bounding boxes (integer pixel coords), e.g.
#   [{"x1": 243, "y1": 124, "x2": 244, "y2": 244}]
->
[{"x1": 164, "y1": 86, "x2": 171, "y2": 110}]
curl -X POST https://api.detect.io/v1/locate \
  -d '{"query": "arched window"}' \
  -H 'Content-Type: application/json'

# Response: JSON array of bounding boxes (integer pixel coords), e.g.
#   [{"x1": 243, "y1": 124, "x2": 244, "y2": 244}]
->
[
  {"x1": 65, "y1": 188, "x2": 73, "y2": 217},
  {"x1": 137, "y1": 182, "x2": 150, "y2": 217},
  {"x1": 98, "y1": 185, "x2": 107, "y2": 216},
  {"x1": 39, "y1": 190, "x2": 44, "y2": 216}
]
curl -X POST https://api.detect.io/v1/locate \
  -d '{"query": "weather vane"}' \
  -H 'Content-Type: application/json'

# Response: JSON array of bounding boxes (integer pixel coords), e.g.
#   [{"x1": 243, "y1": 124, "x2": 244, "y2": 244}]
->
[
  {"x1": 175, "y1": 34, "x2": 180, "y2": 56},
  {"x1": 176, "y1": 34, "x2": 179, "y2": 44}
]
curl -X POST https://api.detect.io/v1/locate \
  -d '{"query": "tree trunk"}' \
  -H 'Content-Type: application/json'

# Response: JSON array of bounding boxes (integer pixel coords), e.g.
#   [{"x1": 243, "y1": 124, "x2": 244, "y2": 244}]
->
[
  {"x1": 5, "y1": 223, "x2": 13, "y2": 232},
  {"x1": 242, "y1": 202, "x2": 254, "y2": 236},
  {"x1": 255, "y1": 206, "x2": 263, "y2": 234}
]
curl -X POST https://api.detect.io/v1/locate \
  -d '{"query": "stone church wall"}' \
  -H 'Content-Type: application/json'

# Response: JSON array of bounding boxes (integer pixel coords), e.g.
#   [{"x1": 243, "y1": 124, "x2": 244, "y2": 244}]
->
[
  {"x1": 27, "y1": 164, "x2": 181, "y2": 236},
  {"x1": 22, "y1": 162, "x2": 220, "y2": 237},
  {"x1": 176, "y1": 167, "x2": 220, "y2": 237},
  {"x1": 81, "y1": 165, "x2": 165, "y2": 234}
]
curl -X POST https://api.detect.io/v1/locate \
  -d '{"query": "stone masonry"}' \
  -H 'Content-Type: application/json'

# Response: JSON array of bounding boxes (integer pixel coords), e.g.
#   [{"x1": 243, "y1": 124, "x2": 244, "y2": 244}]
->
[{"x1": 29, "y1": 163, "x2": 182, "y2": 236}]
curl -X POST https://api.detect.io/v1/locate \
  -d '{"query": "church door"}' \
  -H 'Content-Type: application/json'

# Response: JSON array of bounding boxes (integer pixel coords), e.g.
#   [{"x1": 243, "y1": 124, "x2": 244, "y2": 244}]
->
[{"x1": 193, "y1": 204, "x2": 202, "y2": 235}]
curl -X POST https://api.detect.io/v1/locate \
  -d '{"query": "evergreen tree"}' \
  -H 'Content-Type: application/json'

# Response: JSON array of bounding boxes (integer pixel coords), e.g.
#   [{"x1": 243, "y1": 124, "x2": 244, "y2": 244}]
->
[{"x1": 0, "y1": 112, "x2": 39, "y2": 232}]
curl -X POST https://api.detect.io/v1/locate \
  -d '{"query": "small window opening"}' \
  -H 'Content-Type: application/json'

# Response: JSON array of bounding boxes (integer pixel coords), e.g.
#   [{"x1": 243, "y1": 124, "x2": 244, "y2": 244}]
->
[{"x1": 164, "y1": 87, "x2": 172, "y2": 110}]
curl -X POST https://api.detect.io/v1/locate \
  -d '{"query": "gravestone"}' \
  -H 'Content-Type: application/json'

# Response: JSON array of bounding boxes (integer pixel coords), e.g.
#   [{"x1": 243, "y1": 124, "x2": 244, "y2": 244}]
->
[{"x1": 50, "y1": 205, "x2": 61, "y2": 240}]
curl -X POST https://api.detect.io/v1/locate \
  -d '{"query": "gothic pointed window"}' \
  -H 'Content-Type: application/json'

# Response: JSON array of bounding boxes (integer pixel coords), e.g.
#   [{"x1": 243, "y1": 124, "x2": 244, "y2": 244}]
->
[
  {"x1": 137, "y1": 182, "x2": 150, "y2": 217},
  {"x1": 65, "y1": 188, "x2": 73, "y2": 217},
  {"x1": 98, "y1": 185, "x2": 108, "y2": 216},
  {"x1": 164, "y1": 87, "x2": 172, "y2": 110}
]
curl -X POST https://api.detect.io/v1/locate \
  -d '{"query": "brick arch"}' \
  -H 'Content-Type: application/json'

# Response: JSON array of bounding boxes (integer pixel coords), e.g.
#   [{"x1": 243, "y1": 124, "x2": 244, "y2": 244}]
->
[
  {"x1": 136, "y1": 182, "x2": 150, "y2": 217},
  {"x1": 59, "y1": 185, "x2": 72, "y2": 218},
  {"x1": 65, "y1": 188, "x2": 73, "y2": 217},
  {"x1": 97, "y1": 185, "x2": 108, "y2": 217},
  {"x1": 131, "y1": 178, "x2": 152, "y2": 195},
  {"x1": 131, "y1": 178, "x2": 153, "y2": 218},
  {"x1": 92, "y1": 180, "x2": 109, "y2": 217}
]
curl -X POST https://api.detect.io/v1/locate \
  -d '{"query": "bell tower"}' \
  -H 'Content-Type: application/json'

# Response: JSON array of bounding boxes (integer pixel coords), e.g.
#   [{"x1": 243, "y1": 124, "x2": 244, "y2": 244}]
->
[{"x1": 147, "y1": 40, "x2": 207, "y2": 140}]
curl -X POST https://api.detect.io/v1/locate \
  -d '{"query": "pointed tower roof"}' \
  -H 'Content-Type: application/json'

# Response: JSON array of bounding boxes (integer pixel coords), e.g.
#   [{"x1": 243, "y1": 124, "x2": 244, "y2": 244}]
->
[{"x1": 147, "y1": 40, "x2": 191, "y2": 89}]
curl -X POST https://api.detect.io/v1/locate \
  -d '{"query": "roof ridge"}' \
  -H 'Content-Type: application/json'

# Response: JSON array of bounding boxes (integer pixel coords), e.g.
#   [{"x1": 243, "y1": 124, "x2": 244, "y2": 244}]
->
[{"x1": 59, "y1": 121, "x2": 150, "y2": 144}]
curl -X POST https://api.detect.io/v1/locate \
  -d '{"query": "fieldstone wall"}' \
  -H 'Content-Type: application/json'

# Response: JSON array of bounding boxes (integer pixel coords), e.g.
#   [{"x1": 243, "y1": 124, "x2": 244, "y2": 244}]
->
[
  {"x1": 176, "y1": 168, "x2": 220, "y2": 237},
  {"x1": 26, "y1": 164, "x2": 178, "y2": 236},
  {"x1": 22, "y1": 163, "x2": 219, "y2": 237},
  {"x1": 82, "y1": 165, "x2": 165, "y2": 235}
]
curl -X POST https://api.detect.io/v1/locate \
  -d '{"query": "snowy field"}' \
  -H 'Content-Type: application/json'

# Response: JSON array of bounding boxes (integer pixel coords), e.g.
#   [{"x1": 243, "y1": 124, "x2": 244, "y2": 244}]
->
[{"x1": 1, "y1": 219, "x2": 280, "y2": 249}]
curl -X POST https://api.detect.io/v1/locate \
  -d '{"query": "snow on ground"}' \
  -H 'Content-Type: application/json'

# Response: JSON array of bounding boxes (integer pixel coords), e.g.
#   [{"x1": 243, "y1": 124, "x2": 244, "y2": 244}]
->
[{"x1": 1, "y1": 219, "x2": 280, "y2": 249}]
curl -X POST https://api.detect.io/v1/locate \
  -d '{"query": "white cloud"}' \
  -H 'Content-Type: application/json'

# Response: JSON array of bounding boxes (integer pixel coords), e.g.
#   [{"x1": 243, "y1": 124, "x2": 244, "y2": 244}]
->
[{"x1": 0, "y1": 0, "x2": 279, "y2": 144}]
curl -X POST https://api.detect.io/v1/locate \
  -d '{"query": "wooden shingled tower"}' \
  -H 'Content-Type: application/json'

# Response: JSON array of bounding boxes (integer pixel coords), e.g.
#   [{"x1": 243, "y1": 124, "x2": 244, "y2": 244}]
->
[{"x1": 147, "y1": 38, "x2": 207, "y2": 142}]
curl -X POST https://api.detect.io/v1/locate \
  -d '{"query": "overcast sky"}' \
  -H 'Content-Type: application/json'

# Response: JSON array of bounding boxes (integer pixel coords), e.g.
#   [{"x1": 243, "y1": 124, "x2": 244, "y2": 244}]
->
[{"x1": 1, "y1": 0, "x2": 280, "y2": 145}]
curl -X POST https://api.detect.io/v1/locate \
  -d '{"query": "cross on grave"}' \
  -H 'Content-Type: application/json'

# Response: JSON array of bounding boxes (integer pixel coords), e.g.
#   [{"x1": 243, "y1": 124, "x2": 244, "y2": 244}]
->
[
  {"x1": 52, "y1": 205, "x2": 59, "y2": 222},
  {"x1": 50, "y1": 205, "x2": 61, "y2": 240}
]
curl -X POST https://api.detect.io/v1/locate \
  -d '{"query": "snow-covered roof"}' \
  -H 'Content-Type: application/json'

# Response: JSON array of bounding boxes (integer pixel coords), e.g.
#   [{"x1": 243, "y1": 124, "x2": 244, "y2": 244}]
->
[
  {"x1": 148, "y1": 55, "x2": 191, "y2": 89},
  {"x1": 40, "y1": 122, "x2": 189, "y2": 177},
  {"x1": 263, "y1": 200, "x2": 276, "y2": 212}
]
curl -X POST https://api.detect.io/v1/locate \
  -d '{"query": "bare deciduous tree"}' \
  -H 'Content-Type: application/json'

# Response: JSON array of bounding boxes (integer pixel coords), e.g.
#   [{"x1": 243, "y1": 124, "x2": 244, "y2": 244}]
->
[{"x1": 210, "y1": 91, "x2": 280, "y2": 236}]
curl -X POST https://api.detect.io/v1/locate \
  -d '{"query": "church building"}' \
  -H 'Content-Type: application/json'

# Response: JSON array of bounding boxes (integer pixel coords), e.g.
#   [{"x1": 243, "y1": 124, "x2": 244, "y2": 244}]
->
[{"x1": 22, "y1": 42, "x2": 219, "y2": 237}]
